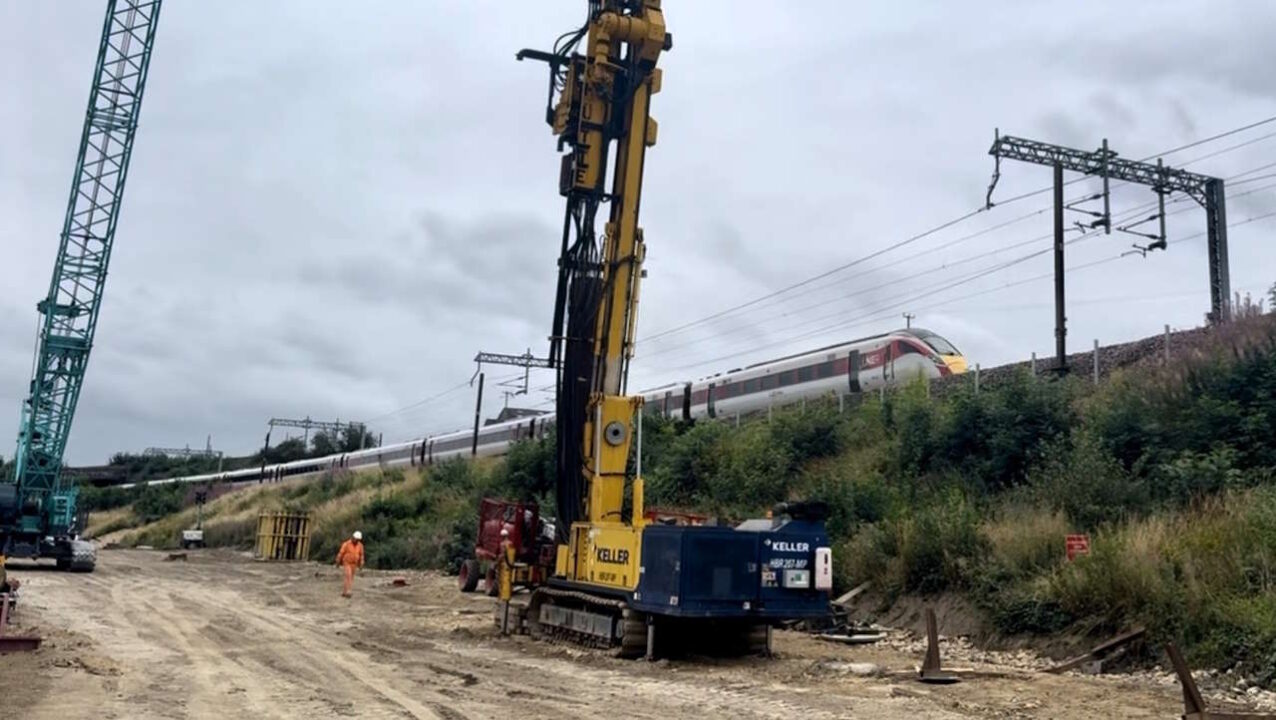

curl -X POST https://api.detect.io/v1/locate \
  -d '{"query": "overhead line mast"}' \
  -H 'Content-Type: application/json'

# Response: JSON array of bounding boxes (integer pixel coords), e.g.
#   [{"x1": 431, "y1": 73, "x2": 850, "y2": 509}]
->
[{"x1": 988, "y1": 132, "x2": 1231, "y2": 325}]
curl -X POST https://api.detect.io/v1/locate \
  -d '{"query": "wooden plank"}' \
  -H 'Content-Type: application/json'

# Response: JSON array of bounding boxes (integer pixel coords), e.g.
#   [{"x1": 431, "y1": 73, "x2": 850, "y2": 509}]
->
[
  {"x1": 1047, "y1": 626, "x2": 1146, "y2": 674},
  {"x1": 815, "y1": 633, "x2": 884, "y2": 645},
  {"x1": 831, "y1": 581, "x2": 871, "y2": 608}
]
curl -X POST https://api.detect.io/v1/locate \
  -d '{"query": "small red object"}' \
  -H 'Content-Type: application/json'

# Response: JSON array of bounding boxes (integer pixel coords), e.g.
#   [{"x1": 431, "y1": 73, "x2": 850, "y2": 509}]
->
[
  {"x1": 391, "y1": 577, "x2": 408, "y2": 587},
  {"x1": 1065, "y1": 534, "x2": 1091, "y2": 561}
]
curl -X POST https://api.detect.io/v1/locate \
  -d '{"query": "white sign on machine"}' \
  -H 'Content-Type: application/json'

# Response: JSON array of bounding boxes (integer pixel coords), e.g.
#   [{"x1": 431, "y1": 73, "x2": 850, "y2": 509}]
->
[{"x1": 814, "y1": 547, "x2": 833, "y2": 590}]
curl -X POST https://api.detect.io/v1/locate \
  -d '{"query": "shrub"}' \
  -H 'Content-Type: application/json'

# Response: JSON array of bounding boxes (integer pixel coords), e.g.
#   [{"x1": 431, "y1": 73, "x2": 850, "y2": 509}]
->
[
  {"x1": 1030, "y1": 433, "x2": 1149, "y2": 529},
  {"x1": 983, "y1": 503, "x2": 1069, "y2": 579},
  {"x1": 893, "y1": 489, "x2": 987, "y2": 594},
  {"x1": 492, "y1": 434, "x2": 556, "y2": 505},
  {"x1": 886, "y1": 381, "x2": 939, "y2": 477},
  {"x1": 203, "y1": 515, "x2": 257, "y2": 550},
  {"x1": 769, "y1": 400, "x2": 846, "y2": 467},
  {"x1": 79, "y1": 484, "x2": 136, "y2": 512},
  {"x1": 646, "y1": 420, "x2": 731, "y2": 508},
  {"x1": 935, "y1": 373, "x2": 1076, "y2": 493},
  {"x1": 802, "y1": 465, "x2": 899, "y2": 539},
  {"x1": 839, "y1": 524, "x2": 893, "y2": 594},
  {"x1": 1153, "y1": 446, "x2": 1250, "y2": 505},
  {"x1": 133, "y1": 484, "x2": 185, "y2": 523}
]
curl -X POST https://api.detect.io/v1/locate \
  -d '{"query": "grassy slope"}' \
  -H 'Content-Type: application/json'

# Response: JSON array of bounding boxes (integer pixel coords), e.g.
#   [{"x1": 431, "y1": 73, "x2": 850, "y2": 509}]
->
[{"x1": 89, "y1": 313, "x2": 1276, "y2": 682}]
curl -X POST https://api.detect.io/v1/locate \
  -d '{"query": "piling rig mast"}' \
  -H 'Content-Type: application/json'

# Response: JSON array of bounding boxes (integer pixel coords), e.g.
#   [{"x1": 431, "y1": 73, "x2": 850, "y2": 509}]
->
[{"x1": 512, "y1": 1, "x2": 833, "y2": 658}]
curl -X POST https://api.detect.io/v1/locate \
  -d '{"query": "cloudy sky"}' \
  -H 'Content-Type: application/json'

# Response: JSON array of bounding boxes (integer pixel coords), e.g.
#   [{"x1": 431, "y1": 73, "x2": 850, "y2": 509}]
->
[{"x1": 3, "y1": 1, "x2": 1275, "y2": 464}]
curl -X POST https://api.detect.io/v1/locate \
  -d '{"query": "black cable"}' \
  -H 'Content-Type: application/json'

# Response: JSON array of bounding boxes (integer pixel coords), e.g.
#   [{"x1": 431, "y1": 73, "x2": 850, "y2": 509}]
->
[
  {"x1": 639, "y1": 207, "x2": 988, "y2": 343},
  {"x1": 646, "y1": 193, "x2": 1163, "y2": 361},
  {"x1": 363, "y1": 380, "x2": 470, "y2": 424},
  {"x1": 646, "y1": 161, "x2": 1276, "y2": 362},
  {"x1": 663, "y1": 205, "x2": 1276, "y2": 374},
  {"x1": 638, "y1": 115, "x2": 1276, "y2": 346},
  {"x1": 661, "y1": 196, "x2": 1191, "y2": 371},
  {"x1": 1153, "y1": 116, "x2": 1276, "y2": 158}
]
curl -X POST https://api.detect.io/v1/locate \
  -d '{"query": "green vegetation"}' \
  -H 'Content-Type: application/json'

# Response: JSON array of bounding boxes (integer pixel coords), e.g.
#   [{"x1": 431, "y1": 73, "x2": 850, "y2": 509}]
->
[
  {"x1": 101, "y1": 439, "x2": 555, "y2": 577},
  {"x1": 96, "y1": 314, "x2": 1276, "y2": 681},
  {"x1": 635, "y1": 315, "x2": 1276, "y2": 679},
  {"x1": 75, "y1": 424, "x2": 381, "y2": 486}
]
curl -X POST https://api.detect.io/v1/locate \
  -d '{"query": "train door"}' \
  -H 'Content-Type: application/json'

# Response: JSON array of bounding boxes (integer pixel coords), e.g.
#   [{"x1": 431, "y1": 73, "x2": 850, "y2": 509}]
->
[
  {"x1": 707, "y1": 382, "x2": 717, "y2": 419},
  {"x1": 681, "y1": 383, "x2": 692, "y2": 421},
  {"x1": 848, "y1": 350, "x2": 862, "y2": 393},
  {"x1": 663, "y1": 391, "x2": 672, "y2": 418}
]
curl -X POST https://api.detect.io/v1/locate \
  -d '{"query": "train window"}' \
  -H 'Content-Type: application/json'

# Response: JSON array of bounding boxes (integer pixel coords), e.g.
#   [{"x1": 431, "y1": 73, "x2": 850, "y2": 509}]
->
[
  {"x1": 691, "y1": 389, "x2": 707, "y2": 404},
  {"x1": 797, "y1": 366, "x2": 814, "y2": 383},
  {"x1": 897, "y1": 343, "x2": 921, "y2": 356},
  {"x1": 780, "y1": 370, "x2": 796, "y2": 386},
  {"x1": 761, "y1": 375, "x2": 779, "y2": 390},
  {"x1": 743, "y1": 378, "x2": 759, "y2": 393},
  {"x1": 922, "y1": 334, "x2": 960, "y2": 355},
  {"x1": 817, "y1": 361, "x2": 835, "y2": 378}
]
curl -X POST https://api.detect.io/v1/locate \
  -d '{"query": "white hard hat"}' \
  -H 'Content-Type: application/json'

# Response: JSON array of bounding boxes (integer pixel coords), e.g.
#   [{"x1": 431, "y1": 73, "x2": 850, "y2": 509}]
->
[{"x1": 353, "y1": 531, "x2": 363, "y2": 540}]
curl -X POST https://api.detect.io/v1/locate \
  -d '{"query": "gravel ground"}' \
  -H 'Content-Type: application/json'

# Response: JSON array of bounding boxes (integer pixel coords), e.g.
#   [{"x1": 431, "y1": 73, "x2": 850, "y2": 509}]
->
[{"x1": 5, "y1": 548, "x2": 1273, "y2": 719}]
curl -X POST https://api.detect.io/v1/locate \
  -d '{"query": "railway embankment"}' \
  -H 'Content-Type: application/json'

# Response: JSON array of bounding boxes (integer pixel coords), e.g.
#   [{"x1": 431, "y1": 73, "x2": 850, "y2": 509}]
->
[{"x1": 85, "y1": 313, "x2": 1276, "y2": 686}]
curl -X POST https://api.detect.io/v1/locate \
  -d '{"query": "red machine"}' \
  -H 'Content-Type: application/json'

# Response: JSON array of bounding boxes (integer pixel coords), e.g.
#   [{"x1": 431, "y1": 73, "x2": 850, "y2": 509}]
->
[{"x1": 458, "y1": 499, "x2": 553, "y2": 596}]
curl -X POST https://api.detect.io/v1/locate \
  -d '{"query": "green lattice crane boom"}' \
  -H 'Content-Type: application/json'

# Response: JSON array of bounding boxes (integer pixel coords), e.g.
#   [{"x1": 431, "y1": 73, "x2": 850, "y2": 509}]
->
[{"x1": 0, "y1": 1, "x2": 162, "y2": 570}]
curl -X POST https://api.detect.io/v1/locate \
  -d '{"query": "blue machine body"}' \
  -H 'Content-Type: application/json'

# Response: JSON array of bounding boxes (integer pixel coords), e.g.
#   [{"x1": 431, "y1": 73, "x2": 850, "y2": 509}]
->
[{"x1": 630, "y1": 518, "x2": 830, "y2": 619}]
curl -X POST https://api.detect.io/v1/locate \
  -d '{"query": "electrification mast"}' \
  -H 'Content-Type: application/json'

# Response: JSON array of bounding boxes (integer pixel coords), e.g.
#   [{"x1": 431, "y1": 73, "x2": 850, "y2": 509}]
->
[
  {"x1": 2, "y1": 1, "x2": 163, "y2": 565},
  {"x1": 987, "y1": 132, "x2": 1230, "y2": 324}
]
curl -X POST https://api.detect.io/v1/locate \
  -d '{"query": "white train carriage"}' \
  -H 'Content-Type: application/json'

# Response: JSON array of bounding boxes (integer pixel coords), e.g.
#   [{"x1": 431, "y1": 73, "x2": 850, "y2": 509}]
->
[
  {"x1": 679, "y1": 328, "x2": 966, "y2": 420},
  {"x1": 128, "y1": 329, "x2": 964, "y2": 490}
]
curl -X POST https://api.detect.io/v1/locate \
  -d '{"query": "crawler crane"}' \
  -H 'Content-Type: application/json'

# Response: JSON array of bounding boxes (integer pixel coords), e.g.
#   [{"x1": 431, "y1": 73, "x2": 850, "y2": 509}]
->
[
  {"x1": 0, "y1": 1, "x2": 162, "y2": 570},
  {"x1": 513, "y1": 0, "x2": 833, "y2": 657}
]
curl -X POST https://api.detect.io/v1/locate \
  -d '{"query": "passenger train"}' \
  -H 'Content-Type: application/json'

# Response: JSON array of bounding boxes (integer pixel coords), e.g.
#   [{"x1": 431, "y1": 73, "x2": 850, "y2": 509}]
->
[{"x1": 129, "y1": 328, "x2": 965, "y2": 490}]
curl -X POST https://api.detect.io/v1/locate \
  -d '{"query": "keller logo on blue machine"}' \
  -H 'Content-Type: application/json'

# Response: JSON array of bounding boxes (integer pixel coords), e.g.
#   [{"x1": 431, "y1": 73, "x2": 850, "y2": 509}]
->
[
  {"x1": 764, "y1": 538, "x2": 811, "y2": 554},
  {"x1": 596, "y1": 547, "x2": 630, "y2": 565}
]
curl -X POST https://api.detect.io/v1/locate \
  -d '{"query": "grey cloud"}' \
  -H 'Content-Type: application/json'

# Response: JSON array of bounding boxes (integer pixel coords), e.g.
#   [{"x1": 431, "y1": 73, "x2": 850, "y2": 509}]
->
[
  {"x1": 4, "y1": 1, "x2": 1275, "y2": 462},
  {"x1": 297, "y1": 212, "x2": 559, "y2": 330}
]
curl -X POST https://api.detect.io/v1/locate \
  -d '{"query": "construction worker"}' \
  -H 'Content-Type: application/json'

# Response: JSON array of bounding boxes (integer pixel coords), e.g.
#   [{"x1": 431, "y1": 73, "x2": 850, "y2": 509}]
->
[{"x1": 335, "y1": 530, "x2": 365, "y2": 598}]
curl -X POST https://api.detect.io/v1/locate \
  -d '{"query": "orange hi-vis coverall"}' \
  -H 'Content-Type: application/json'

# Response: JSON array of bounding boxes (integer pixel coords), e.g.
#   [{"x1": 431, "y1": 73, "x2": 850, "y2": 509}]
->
[{"x1": 336, "y1": 539, "x2": 364, "y2": 597}]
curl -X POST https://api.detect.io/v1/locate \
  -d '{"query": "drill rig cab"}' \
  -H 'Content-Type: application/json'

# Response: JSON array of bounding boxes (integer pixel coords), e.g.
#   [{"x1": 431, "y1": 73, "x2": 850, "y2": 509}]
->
[{"x1": 514, "y1": 0, "x2": 833, "y2": 657}]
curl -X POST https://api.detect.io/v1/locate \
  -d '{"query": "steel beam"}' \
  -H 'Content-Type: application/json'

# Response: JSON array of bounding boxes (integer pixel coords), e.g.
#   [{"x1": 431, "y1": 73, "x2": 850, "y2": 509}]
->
[
  {"x1": 991, "y1": 135, "x2": 1215, "y2": 200},
  {"x1": 988, "y1": 133, "x2": 1231, "y2": 322},
  {"x1": 1053, "y1": 163, "x2": 1067, "y2": 373},
  {"x1": 473, "y1": 351, "x2": 556, "y2": 369}
]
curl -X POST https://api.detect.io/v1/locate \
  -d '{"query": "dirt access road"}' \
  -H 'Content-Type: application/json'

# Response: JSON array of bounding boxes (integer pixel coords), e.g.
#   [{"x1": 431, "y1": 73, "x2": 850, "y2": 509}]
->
[{"x1": 1, "y1": 549, "x2": 1191, "y2": 719}]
